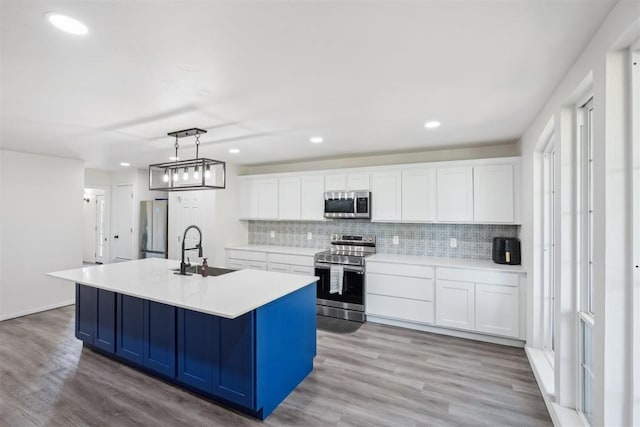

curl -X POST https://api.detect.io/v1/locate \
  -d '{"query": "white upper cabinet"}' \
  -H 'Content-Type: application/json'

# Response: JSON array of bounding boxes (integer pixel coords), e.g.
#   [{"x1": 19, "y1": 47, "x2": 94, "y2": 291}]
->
[
  {"x1": 278, "y1": 177, "x2": 301, "y2": 220},
  {"x1": 436, "y1": 166, "x2": 473, "y2": 222},
  {"x1": 324, "y1": 174, "x2": 346, "y2": 191},
  {"x1": 325, "y1": 172, "x2": 370, "y2": 191},
  {"x1": 239, "y1": 179, "x2": 258, "y2": 219},
  {"x1": 402, "y1": 168, "x2": 437, "y2": 222},
  {"x1": 300, "y1": 175, "x2": 325, "y2": 220},
  {"x1": 371, "y1": 171, "x2": 402, "y2": 222},
  {"x1": 347, "y1": 173, "x2": 371, "y2": 191},
  {"x1": 257, "y1": 179, "x2": 279, "y2": 219},
  {"x1": 473, "y1": 164, "x2": 514, "y2": 223}
]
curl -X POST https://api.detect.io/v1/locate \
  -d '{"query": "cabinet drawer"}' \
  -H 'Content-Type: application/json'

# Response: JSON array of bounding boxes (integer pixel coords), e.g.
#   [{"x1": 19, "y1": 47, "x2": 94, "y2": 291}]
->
[
  {"x1": 367, "y1": 273, "x2": 434, "y2": 301},
  {"x1": 245, "y1": 261, "x2": 267, "y2": 271},
  {"x1": 267, "y1": 262, "x2": 290, "y2": 273},
  {"x1": 226, "y1": 260, "x2": 245, "y2": 270},
  {"x1": 366, "y1": 262, "x2": 434, "y2": 279},
  {"x1": 290, "y1": 265, "x2": 315, "y2": 276},
  {"x1": 436, "y1": 267, "x2": 519, "y2": 287},
  {"x1": 226, "y1": 250, "x2": 267, "y2": 262},
  {"x1": 268, "y1": 253, "x2": 314, "y2": 267},
  {"x1": 366, "y1": 294, "x2": 434, "y2": 325}
]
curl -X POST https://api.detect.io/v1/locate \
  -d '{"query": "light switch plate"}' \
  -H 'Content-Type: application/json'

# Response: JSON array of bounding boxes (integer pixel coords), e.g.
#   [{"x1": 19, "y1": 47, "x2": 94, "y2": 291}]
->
[
  {"x1": 393, "y1": 236, "x2": 399, "y2": 245},
  {"x1": 270, "y1": 230, "x2": 275, "y2": 238},
  {"x1": 450, "y1": 238, "x2": 457, "y2": 248},
  {"x1": 307, "y1": 232, "x2": 312, "y2": 240}
]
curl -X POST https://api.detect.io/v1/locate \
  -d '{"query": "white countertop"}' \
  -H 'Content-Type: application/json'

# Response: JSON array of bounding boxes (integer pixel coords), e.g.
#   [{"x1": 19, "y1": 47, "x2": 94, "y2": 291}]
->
[
  {"x1": 225, "y1": 245, "x2": 322, "y2": 257},
  {"x1": 48, "y1": 258, "x2": 318, "y2": 319},
  {"x1": 367, "y1": 254, "x2": 526, "y2": 273}
]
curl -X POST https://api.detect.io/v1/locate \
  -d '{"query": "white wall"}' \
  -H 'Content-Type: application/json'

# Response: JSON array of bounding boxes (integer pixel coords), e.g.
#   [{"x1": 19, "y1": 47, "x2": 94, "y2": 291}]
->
[
  {"x1": 0, "y1": 150, "x2": 83, "y2": 321},
  {"x1": 519, "y1": 2, "x2": 640, "y2": 425}
]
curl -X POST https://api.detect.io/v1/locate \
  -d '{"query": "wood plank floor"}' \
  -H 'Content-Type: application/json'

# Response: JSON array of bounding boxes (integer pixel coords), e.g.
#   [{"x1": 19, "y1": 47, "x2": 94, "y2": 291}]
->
[{"x1": 0, "y1": 306, "x2": 551, "y2": 426}]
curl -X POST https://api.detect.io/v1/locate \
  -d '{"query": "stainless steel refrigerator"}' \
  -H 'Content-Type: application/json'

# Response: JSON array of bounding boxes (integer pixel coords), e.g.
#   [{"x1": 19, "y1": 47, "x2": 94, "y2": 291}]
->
[{"x1": 139, "y1": 200, "x2": 168, "y2": 259}]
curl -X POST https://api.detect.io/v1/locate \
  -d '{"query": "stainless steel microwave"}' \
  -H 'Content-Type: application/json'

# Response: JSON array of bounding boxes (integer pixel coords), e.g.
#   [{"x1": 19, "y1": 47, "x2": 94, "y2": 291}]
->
[{"x1": 324, "y1": 191, "x2": 371, "y2": 219}]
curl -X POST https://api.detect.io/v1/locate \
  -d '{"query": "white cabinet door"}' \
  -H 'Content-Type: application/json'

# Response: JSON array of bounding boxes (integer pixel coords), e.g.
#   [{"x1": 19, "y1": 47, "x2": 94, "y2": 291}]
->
[
  {"x1": 475, "y1": 283, "x2": 519, "y2": 337},
  {"x1": 300, "y1": 175, "x2": 325, "y2": 220},
  {"x1": 473, "y1": 164, "x2": 514, "y2": 223},
  {"x1": 347, "y1": 173, "x2": 370, "y2": 191},
  {"x1": 436, "y1": 167, "x2": 473, "y2": 222},
  {"x1": 402, "y1": 168, "x2": 437, "y2": 222},
  {"x1": 257, "y1": 179, "x2": 279, "y2": 219},
  {"x1": 267, "y1": 262, "x2": 291, "y2": 273},
  {"x1": 371, "y1": 171, "x2": 402, "y2": 222},
  {"x1": 324, "y1": 174, "x2": 346, "y2": 191},
  {"x1": 278, "y1": 177, "x2": 301, "y2": 220},
  {"x1": 435, "y1": 280, "x2": 475, "y2": 331},
  {"x1": 239, "y1": 180, "x2": 258, "y2": 219}
]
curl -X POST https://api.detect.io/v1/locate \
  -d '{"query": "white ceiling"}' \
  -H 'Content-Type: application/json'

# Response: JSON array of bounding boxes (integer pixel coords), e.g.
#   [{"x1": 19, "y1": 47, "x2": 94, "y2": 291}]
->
[{"x1": 0, "y1": 1, "x2": 615, "y2": 169}]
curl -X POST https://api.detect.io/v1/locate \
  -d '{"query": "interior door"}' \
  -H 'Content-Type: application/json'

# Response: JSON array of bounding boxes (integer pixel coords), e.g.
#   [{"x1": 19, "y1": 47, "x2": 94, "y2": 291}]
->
[
  {"x1": 114, "y1": 184, "x2": 133, "y2": 261},
  {"x1": 172, "y1": 192, "x2": 203, "y2": 263},
  {"x1": 95, "y1": 194, "x2": 106, "y2": 263}
]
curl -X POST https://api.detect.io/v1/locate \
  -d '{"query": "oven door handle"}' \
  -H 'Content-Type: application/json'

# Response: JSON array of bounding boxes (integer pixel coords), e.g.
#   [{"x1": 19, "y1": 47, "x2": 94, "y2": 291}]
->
[{"x1": 314, "y1": 262, "x2": 364, "y2": 273}]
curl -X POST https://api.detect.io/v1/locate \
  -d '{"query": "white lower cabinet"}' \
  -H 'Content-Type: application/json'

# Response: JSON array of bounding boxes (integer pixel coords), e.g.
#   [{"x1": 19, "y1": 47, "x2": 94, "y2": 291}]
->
[
  {"x1": 226, "y1": 249, "x2": 315, "y2": 275},
  {"x1": 366, "y1": 261, "x2": 523, "y2": 341},
  {"x1": 435, "y1": 280, "x2": 475, "y2": 331},
  {"x1": 226, "y1": 250, "x2": 267, "y2": 271},
  {"x1": 475, "y1": 283, "x2": 519, "y2": 337}
]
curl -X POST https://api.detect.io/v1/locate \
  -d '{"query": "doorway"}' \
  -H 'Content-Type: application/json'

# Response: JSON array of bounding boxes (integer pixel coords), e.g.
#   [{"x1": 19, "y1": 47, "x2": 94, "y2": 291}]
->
[
  {"x1": 113, "y1": 184, "x2": 134, "y2": 261},
  {"x1": 83, "y1": 188, "x2": 108, "y2": 264}
]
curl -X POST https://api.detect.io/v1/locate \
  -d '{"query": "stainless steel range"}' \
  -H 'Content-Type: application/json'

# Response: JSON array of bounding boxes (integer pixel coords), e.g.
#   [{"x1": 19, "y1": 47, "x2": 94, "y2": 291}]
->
[{"x1": 314, "y1": 234, "x2": 376, "y2": 322}]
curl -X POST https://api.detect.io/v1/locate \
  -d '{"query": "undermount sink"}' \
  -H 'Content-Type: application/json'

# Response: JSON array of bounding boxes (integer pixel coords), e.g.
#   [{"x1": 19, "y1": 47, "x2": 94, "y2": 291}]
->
[{"x1": 172, "y1": 265, "x2": 238, "y2": 277}]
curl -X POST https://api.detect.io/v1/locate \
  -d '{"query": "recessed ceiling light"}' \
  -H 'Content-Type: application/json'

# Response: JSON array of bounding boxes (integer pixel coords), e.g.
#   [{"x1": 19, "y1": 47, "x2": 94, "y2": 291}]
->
[
  {"x1": 229, "y1": 148, "x2": 240, "y2": 154},
  {"x1": 424, "y1": 121, "x2": 441, "y2": 129},
  {"x1": 45, "y1": 13, "x2": 89, "y2": 35},
  {"x1": 310, "y1": 137, "x2": 323, "y2": 144},
  {"x1": 120, "y1": 162, "x2": 130, "y2": 167},
  {"x1": 169, "y1": 156, "x2": 179, "y2": 161}
]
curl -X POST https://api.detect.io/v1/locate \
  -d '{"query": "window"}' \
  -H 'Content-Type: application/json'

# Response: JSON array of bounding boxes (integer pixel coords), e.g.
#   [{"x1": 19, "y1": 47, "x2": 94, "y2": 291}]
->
[
  {"x1": 542, "y1": 136, "x2": 557, "y2": 354},
  {"x1": 578, "y1": 98, "x2": 595, "y2": 425}
]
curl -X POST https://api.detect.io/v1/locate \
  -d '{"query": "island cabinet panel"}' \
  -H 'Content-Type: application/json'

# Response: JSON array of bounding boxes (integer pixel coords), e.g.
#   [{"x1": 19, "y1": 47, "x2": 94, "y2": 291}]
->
[
  {"x1": 94, "y1": 289, "x2": 116, "y2": 353},
  {"x1": 143, "y1": 301, "x2": 176, "y2": 377},
  {"x1": 177, "y1": 309, "x2": 256, "y2": 408},
  {"x1": 76, "y1": 284, "x2": 96, "y2": 343},
  {"x1": 75, "y1": 284, "x2": 116, "y2": 353},
  {"x1": 116, "y1": 294, "x2": 145, "y2": 365},
  {"x1": 214, "y1": 313, "x2": 255, "y2": 408}
]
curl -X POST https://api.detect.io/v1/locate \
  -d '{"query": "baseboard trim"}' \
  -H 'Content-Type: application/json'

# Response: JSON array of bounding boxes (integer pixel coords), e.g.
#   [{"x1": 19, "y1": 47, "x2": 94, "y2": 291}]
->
[
  {"x1": 525, "y1": 346, "x2": 587, "y2": 427},
  {"x1": 366, "y1": 315, "x2": 525, "y2": 347},
  {"x1": 0, "y1": 300, "x2": 75, "y2": 322}
]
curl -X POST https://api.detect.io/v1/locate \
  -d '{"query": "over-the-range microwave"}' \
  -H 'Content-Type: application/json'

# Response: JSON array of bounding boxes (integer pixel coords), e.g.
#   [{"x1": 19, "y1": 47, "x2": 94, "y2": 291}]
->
[{"x1": 324, "y1": 191, "x2": 371, "y2": 219}]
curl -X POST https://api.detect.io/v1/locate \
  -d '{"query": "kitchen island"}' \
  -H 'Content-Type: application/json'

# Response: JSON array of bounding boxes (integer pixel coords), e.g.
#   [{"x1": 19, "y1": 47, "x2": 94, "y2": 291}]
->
[{"x1": 48, "y1": 258, "x2": 318, "y2": 420}]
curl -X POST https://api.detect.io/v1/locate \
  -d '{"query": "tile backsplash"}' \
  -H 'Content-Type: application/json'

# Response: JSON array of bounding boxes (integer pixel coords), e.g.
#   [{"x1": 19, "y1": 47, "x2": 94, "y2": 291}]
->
[{"x1": 248, "y1": 221, "x2": 518, "y2": 260}]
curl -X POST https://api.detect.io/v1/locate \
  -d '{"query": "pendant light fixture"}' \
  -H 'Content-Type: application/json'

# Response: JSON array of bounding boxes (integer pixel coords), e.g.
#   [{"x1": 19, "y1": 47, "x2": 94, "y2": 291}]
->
[{"x1": 149, "y1": 128, "x2": 226, "y2": 191}]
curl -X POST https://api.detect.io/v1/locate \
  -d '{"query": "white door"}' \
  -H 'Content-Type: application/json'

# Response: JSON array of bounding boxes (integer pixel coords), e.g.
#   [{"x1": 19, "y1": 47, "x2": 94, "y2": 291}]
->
[
  {"x1": 95, "y1": 194, "x2": 106, "y2": 263},
  {"x1": 435, "y1": 280, "x2": 475, "y2": 331},
  {"x1": 473, "y1": 164, "x2": 514, "y2": 223},
  {"x1": 82, "y1": 195, "x2": 97, "y2": 263},
  {"x1": 301, "y1": 175, "x2": 325, "y2": 220},
  {"x1": 475, "y1": 283, "x2": 519, "y2": 337},
  {"x1": 436, "y1": 167, "x2": 473, "y2": 222},
  {"x1": 371, "y1": 171, "x2": 402, "y2": 222},
  {"x1": 278, "y1": 177, "x2": 301, "y2": 220},
  {"x1": 402, "y1": 168, "x2": 437, "y2": 222},
  {"x1": 114, "y1": 184, "x2": 133, "y2": 261},
  {"x1": 174, "y1": 192, "x2": 203, "y2": 264}
]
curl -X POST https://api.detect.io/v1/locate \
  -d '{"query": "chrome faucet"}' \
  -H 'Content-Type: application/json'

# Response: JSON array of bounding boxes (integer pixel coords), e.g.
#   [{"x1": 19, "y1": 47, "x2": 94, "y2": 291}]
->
[{"x1": 178, "y1": 225, "x2": 203, "y2": 275}]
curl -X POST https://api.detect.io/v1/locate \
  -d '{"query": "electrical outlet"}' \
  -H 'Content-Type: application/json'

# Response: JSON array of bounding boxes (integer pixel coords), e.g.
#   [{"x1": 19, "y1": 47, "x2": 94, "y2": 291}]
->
[
  {"x1": 393, "y1": 236, "x2": 399, "y2": 245},
  {"x1": 270, "y1": 230, "x2": 275, "y2": 238},
  {"x1": 450, "y1": 238, "x2": 457, "y2": 248},
  {"x1": 307, "y1": 232, "x2": 312, "y2": 240}
]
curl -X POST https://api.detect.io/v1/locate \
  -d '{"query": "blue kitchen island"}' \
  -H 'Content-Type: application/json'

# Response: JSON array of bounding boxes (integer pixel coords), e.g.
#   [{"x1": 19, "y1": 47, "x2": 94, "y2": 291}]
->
[{"x1": 49, "y1": 259, "x2": 318, "y2": 419}]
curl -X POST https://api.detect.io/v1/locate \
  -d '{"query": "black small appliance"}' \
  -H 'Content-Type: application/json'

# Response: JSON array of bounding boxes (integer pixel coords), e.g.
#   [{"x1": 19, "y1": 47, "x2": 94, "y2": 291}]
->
[{"x1": 492, "y1": 237, "x2": 521, "y2": 265}]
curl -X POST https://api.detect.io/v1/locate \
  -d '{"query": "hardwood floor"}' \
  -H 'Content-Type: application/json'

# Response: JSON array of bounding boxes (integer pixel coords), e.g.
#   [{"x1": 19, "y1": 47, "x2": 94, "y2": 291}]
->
[{"x1": 0, "y1": 306, "x2": 551, "y2": 426}]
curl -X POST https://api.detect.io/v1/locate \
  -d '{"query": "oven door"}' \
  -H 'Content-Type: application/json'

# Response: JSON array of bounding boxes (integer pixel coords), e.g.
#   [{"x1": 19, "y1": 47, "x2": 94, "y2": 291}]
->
[{"x1": 314, "y1": 263, "x2": 364, "y2": 310}]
